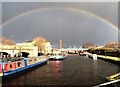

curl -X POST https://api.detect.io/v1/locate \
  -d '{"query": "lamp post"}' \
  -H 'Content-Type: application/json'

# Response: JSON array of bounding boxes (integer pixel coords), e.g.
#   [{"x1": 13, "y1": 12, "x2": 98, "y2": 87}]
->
[
  {"x1": 0, "y1": 43, "x2": 3, "y2": 58},
  {"x1": 19, "y1": 46, "x2": 22, "y2": 58},
  {"x1": 13, "y1": 47, "x2": 16, "y2": 57},
  {"x1": 11, "y1": 35, "x2": 14, "y2": 44},
  {"x1": 11, "y1": 35, "x2": 14, "y2": 57},
  {"x1": 38, "y1": 46, "x2": 39, "y2": 56}
]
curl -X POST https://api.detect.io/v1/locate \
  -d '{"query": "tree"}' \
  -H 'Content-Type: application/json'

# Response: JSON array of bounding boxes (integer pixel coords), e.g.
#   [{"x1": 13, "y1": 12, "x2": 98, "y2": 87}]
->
[
  {"x1": 33, "y1": 36, "x2": 46, "y2": 44},
  {"x1": 0, "y1": 36, "x2": 15, "y2": 45},
  {"x1": 4, "y1": 39, "x2": 15, "y2": 45},
  {"x1": 104, "y1": 42, "x2": 119, "y2": 52},
  {"x1": 32, "y1": 36, "x2": 47, "y2": 54},
  {"x1": 0, "y1": 36, "x2": 6, "y2": 43},
  {"x1": 105, "y1": 42, "x2": 118, "y2": 48},
  {"x1": 82, "y1": 42, "x2": 96, "y2": 48}
]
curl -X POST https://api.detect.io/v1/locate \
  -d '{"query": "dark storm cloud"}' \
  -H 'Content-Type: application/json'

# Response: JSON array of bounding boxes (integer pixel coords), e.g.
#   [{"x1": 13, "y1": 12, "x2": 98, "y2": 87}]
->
[
  {"x1": 0, "y1": 10, "x2": 1, "y2": 25},
  {"x1": 2, "y1": 2, "x2": 118, "y2": 26},
  {"x1": 0, "y1": 2, "x2": 2, "y2": 36},
  {"x1": 2, "y1": 2, "x2": 119, "y2": 47}
]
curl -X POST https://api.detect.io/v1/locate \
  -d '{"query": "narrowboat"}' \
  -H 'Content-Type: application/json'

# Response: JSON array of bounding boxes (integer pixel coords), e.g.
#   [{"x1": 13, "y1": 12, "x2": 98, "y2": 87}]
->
[
  {"x1": 0, "y1": 56, "x2": 48, "y2": 76},
  {"x1": 49, "y1": 54, "x2": 67, "y2": 60},
  {"x1": 79, "y1": 52, "x2": 97, "y2": 60},
  {"x1": 88, "y1": 54, "x2": 97, "y2": 60},
  {"x1": 79, "y1": 52, "x2": 89, "y2": 56}
]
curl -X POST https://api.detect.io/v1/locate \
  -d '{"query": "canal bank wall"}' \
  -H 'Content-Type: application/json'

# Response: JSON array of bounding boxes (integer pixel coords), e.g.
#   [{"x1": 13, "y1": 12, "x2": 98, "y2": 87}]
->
[{"x1": 97, "y1": 55, "x2": 120, "y2": 63}]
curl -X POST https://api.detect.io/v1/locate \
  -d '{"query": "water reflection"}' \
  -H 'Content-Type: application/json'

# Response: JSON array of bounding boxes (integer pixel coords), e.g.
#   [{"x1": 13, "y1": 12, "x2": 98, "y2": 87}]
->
[
  {"x1": 49, "y1": 60, "x2": 62, "y2": 84},
  {"x1": 92, "y1": 59, "x2": 98, "y2": 84},
  {"x1": 93, "y1": 60, "x2": 98, "y2": 75}
]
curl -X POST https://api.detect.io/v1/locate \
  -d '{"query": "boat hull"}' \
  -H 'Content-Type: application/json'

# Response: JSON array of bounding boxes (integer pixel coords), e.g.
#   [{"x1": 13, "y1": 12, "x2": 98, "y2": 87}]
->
[
  {"x1": 1, "y1": 56, "x2": 48, "y2": 77},
  {"x1": 49, "y1": 55, "x2": 67, "y2": 60}
]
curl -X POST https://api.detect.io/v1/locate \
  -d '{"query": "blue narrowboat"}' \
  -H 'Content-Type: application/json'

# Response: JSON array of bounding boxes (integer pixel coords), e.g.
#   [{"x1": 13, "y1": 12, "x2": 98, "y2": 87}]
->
[{"x1": 0, "y1": 56, "x2": 48, "y2": 76}]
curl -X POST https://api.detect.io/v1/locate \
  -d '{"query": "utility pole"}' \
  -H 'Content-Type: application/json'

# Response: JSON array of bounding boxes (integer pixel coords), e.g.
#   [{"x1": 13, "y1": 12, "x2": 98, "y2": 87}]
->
[{"x1": 11, "y1": 35, "x2": 14, "y2": 57}]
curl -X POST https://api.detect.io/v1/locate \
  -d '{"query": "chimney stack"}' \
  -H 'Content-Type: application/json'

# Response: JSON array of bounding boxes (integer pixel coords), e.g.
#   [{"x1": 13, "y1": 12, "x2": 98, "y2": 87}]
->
[{"x1": 59, "y1": 39, "x2": 62, "y2": 49}]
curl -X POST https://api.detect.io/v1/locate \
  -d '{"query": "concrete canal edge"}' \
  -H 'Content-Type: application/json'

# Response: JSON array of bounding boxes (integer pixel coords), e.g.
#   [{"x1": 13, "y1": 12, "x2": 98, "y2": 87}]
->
[{"x1": 97, "y1": 55, "x2": 120, "y2": 62}]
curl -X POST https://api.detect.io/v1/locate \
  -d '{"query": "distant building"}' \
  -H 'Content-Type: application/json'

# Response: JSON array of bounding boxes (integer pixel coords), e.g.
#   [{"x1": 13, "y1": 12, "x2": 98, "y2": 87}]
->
[
  {"x1": 0, "y1": 44, "x2": 38, "y2": 57},
  {"x1": 52, "y1": 48, "x2": 61, "y2": 54},
  {"x1": 0, "y1": 38, "x2": 53, "y2": 57},
  {"x1": 17, "y1": 40, "x2": 52, "y2": 54},
  {"x1": 44, "y1": 41, "x2": 52, "y2": 54},
  {"x1": 16, "y1": 41, "x2": 34, "y2": 46}
]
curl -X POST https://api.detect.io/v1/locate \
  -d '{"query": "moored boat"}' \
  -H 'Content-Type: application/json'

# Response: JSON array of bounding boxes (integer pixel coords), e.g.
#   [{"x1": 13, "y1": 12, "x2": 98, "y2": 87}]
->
[
  {"x1": 79, "y1": 51, "x2": 97, "y2": 60},
  {"x1": 88, "y1": 54, "x2": 97, "y2": 60},
  {"x1": 49, "y1": 54, "x2": 67, "y2": 60},
  {"x1": 0, "y1": 56, "x2": 48, "y2": 77},
  {"x1": 79, "y1": 52, "x2": 88, "y2": 56}
]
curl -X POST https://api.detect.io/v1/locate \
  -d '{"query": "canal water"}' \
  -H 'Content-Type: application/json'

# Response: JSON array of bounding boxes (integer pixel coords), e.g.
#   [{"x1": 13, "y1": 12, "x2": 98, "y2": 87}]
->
[{"x1": 2, "y1": 55, "x2": 120, "y2": 86}]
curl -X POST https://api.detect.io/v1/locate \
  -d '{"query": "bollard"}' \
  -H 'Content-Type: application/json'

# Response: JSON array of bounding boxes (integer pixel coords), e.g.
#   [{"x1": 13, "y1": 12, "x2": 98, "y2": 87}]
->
[{"x1": 93, "y1": 54, "x2": 97, "y2": 60}]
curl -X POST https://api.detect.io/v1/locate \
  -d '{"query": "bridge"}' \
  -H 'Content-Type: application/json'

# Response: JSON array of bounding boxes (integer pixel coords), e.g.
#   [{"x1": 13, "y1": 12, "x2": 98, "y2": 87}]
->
[
  {"x1": 0, "y1": 44, "x2": 38, "y2": 57},
  {"x1": 61, "y1": 47, "x2": 89, "y2": 53}
]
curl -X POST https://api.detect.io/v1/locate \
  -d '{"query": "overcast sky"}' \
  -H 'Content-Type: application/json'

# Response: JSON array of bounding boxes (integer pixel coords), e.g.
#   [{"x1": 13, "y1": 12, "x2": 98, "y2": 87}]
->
[{"x1": 1, "y1": 2, "x2": 119, "y2": 48}]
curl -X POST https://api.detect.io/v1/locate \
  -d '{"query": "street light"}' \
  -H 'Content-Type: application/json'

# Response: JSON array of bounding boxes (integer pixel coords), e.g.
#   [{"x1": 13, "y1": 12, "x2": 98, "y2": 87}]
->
[{"x1": 12, "y1": 47, "x2": 14, "y2": 57}]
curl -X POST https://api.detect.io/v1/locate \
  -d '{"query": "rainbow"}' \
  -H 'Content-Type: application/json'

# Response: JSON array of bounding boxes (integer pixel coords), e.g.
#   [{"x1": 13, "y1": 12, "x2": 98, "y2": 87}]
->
[{"x1": 0, "y1": 7, "x2": 119, "y2": 31}]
